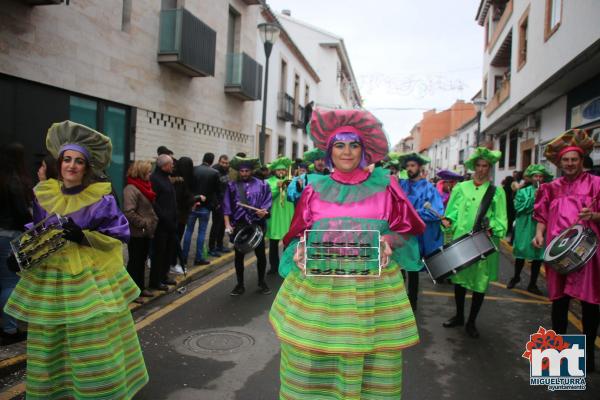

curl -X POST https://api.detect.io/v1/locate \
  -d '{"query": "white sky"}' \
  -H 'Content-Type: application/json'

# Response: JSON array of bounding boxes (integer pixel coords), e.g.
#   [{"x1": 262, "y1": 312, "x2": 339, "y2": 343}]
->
[{"x1": 266, "y1": 0, "x2": 484, "y2": 147}]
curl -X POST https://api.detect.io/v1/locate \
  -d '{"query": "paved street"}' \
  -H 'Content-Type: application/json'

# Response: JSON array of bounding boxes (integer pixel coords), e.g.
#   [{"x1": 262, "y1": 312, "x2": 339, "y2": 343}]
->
[
  {"x1": 133, "y1": 249, "x2": 599, "y2": 400},
  {"x1": 1, "y1": 247, "x2": 598, "y2": 399}
]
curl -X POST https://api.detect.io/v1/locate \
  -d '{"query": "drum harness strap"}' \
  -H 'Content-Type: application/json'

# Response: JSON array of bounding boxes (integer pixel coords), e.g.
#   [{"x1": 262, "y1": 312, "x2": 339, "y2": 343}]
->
[{"x1": 473, "y1": 184, "x2": 496, "y2": 233}]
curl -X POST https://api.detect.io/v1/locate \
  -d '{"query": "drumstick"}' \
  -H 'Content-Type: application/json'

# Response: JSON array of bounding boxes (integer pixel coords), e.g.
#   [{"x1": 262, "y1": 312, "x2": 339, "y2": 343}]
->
[
  {"x1": 236, "y1": 202, "x2": 263, "y2": 212},
  {"x1": 424, "y1": 202, "x2": 445, "y2": 220}
]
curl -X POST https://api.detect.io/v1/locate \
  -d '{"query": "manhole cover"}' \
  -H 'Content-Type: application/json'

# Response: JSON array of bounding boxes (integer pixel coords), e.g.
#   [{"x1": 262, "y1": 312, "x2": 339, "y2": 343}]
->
[{"x1": 182, "y1": 330, "x2": 255, "y2": 355}]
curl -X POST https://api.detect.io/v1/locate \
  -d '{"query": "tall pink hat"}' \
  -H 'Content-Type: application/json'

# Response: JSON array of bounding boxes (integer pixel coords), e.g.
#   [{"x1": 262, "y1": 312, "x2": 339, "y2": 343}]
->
[{"x1": 309, "y1": 108, "x2": 389, "y2": 165}]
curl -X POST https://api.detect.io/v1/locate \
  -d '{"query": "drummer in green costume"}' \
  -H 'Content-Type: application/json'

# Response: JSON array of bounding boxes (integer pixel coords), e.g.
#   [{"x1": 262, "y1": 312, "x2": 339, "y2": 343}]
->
[
  {"x1": 442, "y1": 147, "x2": 508, "y2": 338},
  {"x1": 266, "y1": 157, "x2": 295, "y2": 275},
  {"x1": 507, "y1": 164, "x2": 552, "y2": 295}
]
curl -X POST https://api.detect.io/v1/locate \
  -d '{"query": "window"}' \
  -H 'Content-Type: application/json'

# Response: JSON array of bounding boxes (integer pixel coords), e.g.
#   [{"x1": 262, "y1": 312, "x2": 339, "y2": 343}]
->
[
  {"x1": 304, "y1": 84, "x2": 310, "y2": 106},
  {"x1": 227, "y1": 7, "x2": 240, "y2": 54},
  {"x1": 545, "y1": 0, "x2": 562, "y2": 41},
  {"x1": 303, "y1": 144, "x2": 309, "y2": 153},
  {"x1": 277, "y1": 136, "x2": 286, "y2": 157},
  {"x1": 517, "y1": 7, "x2": 529, "y2": 70},
  {"x1": 280, "y1": 60, "x2": 287, "y2": 94},
  {"x1": 483, "y1": 76, "x2": 488, "y2": 100},
  {"x1": 292, "y1": 141, "x2": 299, "y2": 158},
  {"x1": 508, "y1": 131, "x2": 519, "y2": 167},
  {"x1": 122, "y1": 0, "x2": 132, "y2": 32},
  {"x1": 499, "y1": 135, "x2": 507, "y2": 168},
  {"x1": 458, "y1": 149, "x2": 465, "y2": 164},
  {"x1": 293, "y1": 74, "x2": 300, "y2": 122},
  {"x1": 494, "y1": 75, "x2": 503, "y2": 94}
]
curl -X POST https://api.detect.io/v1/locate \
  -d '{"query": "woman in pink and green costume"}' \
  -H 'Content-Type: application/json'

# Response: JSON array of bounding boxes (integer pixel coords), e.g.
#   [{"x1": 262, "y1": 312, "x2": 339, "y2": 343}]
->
[
  {"x1": 442, "y1": 147, "x2": 507, "y2": 338},
  {"x1": 4, "y1": 121, "x2": 148, "y2": 399},
  {"x1": 269, "y1": 108, "x2": 425, "y2": 399}
]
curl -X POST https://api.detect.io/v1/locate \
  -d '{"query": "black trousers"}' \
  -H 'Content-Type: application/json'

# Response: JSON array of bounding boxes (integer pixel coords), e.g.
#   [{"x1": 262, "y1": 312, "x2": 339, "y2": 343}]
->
[
  {"x1": 209, "y1": 207, "x2": 225, "y2": 251},
  {"x1": 234, "y1": 237, "x2": 267, "y2": 286},
  {"x1": 127, "y1": 236, "x2": 150, "y2": 291},
  {"x1": 453, "y1": 284, "x2": 485, "y2": 324},
  {"x1": 401, "y1": 270, "x2": 419, "y2": 312},
  {"x1": 513, "y1": 258, "x2": 542, "y2": 286},
  {"x1": 150, "y1": 227, "x2": 176, "y2": 287},
  {"x1": 269, "y1": 239, "x2": 281, "y2": 273}
]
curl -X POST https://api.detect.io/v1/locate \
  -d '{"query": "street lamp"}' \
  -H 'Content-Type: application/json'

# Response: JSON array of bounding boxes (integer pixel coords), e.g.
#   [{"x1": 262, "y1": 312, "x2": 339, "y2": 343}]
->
[
  {"x1": 473, "y1": 97, "x2": 486, "y2": 147},
  {"x1": 257, "y1": 22, "x2": 280, "y2": 164}
]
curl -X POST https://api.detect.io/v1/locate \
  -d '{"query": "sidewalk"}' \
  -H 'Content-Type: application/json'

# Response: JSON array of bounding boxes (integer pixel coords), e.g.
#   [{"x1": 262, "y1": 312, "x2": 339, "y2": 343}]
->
[{"x1": 0, "y1": 249, "x2": 236, "y2": 379}]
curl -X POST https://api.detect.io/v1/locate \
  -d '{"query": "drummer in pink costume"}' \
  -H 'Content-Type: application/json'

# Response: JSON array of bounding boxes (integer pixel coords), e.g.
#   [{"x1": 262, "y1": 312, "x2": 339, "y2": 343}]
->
[{"x1": 532, "y1": 128, "x2": 599, "y2": 372}]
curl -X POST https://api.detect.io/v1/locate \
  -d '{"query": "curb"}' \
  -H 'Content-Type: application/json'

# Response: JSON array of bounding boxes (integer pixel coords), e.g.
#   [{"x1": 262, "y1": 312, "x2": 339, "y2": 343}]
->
[{"x1": 0, "y1": 251, "x2": 236, "y2": 378}]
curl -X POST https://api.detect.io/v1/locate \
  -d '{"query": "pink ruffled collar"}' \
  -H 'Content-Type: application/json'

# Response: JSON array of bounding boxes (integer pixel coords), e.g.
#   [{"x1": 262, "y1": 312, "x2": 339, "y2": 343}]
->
[{"x1": 330, "y1": 168, "x2": 370, "y2": 184}]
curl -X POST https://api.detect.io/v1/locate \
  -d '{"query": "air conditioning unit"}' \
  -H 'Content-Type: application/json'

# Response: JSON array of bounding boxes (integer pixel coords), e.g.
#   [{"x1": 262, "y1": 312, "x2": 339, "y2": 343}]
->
[{"x1": 524, "y1": 115, "x2": 538, "y2": 131}]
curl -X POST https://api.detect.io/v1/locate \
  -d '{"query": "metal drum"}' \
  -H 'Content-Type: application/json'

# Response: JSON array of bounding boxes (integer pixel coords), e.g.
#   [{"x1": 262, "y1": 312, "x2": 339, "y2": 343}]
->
[
  {"x1": 10, "y1": 213, "x2": 68, "y2": 271},
  {"x1": 544, "y1": 224, "x2": 598, "y2": 275},
  {"x1": 423, "y1": 229, "x2": 497, "y2": 283},
  {"x1": 302, "y1": 229, "x2": 381, "y2": 277},
  {"x1": 233, "y1": 224, "x2": 264, "y2": 254}
]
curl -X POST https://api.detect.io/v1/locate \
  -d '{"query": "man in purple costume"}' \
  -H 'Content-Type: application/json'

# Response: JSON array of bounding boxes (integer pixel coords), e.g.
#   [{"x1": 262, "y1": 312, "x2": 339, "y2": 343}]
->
[
  {"x1": 532, "y1": 128, "x2": 599, "y2": 372},
  {"x1": 223, "y1": 156, "x2": 272, "y2": 296}
]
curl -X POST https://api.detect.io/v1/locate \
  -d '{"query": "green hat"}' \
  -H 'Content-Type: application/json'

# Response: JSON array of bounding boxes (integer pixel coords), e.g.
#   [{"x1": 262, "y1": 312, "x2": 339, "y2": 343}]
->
[
  {"x1": 464, "y1": 147, "x2": 502, "y2": 171},
  {"x1": 383, "y1": 158, "x2": 401, "y2": 169},
  {"x1": 524, "y1": 164, "x2": 553, "y2": 180},
  {"x1": 303, "y1": 148, "x2": 326, "y2": 162},
  {"x1": 230, "y1": 156, "x2": 261, "y2": 171},
  {"x1": 46, "y1": 120, "x2": 112, "y2": 176},
  {"x1": 397, "y1": 152, "x2": 431, "y2": 167},
  {"x1": 268, "y1": 156, "x2": 293, "y2": 171}
]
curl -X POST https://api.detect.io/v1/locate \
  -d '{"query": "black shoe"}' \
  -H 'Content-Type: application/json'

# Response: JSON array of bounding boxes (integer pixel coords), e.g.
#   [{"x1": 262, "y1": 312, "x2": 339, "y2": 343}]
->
[
  {"x1": 230, "y1": 284, "x2": 245, "y2": 296},
  {"x1": 0, "y1": 331, "x2": 27, "y2": 346},
  {"x1": 507, "y1": 276, "x2": 520, "y2": 289},
  {"x1": 194, "y1": 259, "x2": 211, "y2": 266},
  {"x1": 207, "y1": 250, "x2": 222, "y2": 257},
  {"x1": 217, "y1": 247, "x2": 232, "y2": 253},
  {"x1": 465, "y1": 322, "x2": 480, "y2": 338},
  {"x1": 527, "y1": 284, "x2": 543, "y2": 296},
  {"x1": 443, "y1": 316, "x2": 464, "y2": 328},
  {"x1": 267, "y1": 269, "x2": 278, "y2": 275},
  {"x1": 150, "y1": 283, "x2": 169, "y2": 291},
  {"x1": 163, "y1": 278, "x2": 177, "y2": 285},
  {"x1": 258, "y1": 282, "x2": 272, "y2": 295}
]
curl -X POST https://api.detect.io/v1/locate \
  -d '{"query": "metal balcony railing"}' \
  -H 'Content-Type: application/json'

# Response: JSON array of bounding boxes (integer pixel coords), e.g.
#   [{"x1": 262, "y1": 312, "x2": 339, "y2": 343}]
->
[
  {"x1": 292, "y1": 105, "x2": 305, "y2": 128},
  {"x1": 277, "y1": 93, "x2": 294, "y2": 122},
  {"x1": 225, "y1": 53, "x2": 263, "y2": 101},
  {"x1": 158, "y1": 8, "x2": 216, "y2": 77}
]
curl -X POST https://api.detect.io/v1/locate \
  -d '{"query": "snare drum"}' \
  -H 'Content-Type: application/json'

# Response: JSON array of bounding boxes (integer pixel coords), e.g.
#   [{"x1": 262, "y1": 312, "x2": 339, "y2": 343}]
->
[
  {"x1": 423, "y1": 229, "x2": 497, "y2": 283},
  {"x1": 544, "y1": 224, "x2": 598, "y2": 275},
  {"x1": 233, "y1": 224, "x2": 264, "y2": 254}
]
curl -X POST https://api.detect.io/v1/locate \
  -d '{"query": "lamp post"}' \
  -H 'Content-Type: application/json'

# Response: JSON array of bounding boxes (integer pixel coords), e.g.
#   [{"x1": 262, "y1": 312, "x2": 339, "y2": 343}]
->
[
  {"x1": 473, "y1": 97, "x2": 486, "y2": 148},
  {"x1": 257, "y1": 22, "x2": 280, "y2": 164}
]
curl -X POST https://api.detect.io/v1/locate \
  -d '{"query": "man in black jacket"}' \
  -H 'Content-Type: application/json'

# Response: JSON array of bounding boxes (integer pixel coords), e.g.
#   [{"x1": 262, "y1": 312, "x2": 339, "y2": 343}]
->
[
  {"x1": 150, "y1": 154, "x2": 177, "y2": 290},
  {"x1": 209, "y1": 154, "x2": 231, "y2": 256},
  {"x1": 182, "y1": 152, "x2": 221, "y2": 265}
]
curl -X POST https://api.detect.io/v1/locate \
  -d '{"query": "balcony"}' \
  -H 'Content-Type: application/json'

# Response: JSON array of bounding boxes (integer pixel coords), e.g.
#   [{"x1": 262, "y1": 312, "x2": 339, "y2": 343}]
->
[
  {"x1": 485, "y1": 77, "x2": 510, "y2": 117},
  {"x1": 225, "y1": 53, "x2": 263, "y2": 101},
  {"x1": 487, "y1": 0, "x2": 513, "y2": 52},
  {"x1": 278, "y1": 93, "x2": 294, "y2": 122},
  {"x1": 292, "y1": 105, "x2": 305, "y2": 128},
  {"x1": 158, "y1": 8, "x2": 216, "y2": 77}
]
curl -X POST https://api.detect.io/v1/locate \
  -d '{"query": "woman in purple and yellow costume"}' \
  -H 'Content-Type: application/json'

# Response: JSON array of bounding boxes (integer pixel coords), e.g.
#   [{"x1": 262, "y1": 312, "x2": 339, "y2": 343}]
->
[
  {"x1": 4, "y1": 121, "x2": 148, "y2": 399},
  {"x1": 269, "y1": 108, "x2": 425, "y2": 399},
  {"x1": 532, "y1": 128, "x2": 600, "y2": 372}
]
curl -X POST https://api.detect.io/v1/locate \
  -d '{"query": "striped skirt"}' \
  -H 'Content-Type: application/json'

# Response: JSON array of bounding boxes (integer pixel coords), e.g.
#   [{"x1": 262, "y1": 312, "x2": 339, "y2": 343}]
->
[
  {"x1": 25, "y1": 309, "x2": 148, "y2": 399},
  {"x1": 280, "y1": 343, "x2": 403, "y2": 399}
]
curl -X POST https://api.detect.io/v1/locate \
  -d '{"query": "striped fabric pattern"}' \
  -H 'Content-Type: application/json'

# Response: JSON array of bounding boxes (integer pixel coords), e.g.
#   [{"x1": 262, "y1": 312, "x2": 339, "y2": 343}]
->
[
  {"x1": 5, "y1": 267, "x2": 139, "y2": 325},
  {"x1": 25, "y1": 310, "x2": 148, "y2": 399},
  {"x1": 280, "y1": 343, "x2": 403, "y2": 400},
  {"x1": 269, "y1": 263, "x2": 419, "y2": 354}
]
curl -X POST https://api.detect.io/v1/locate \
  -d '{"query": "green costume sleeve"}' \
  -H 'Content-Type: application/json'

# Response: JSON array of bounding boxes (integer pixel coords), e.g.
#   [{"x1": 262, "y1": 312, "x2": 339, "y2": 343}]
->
[
  {"x1": 489, "y1": 187, "x2": 508, "y2": 238},
  {"x1": 279, "y1": 238, "x2": 300, "y2": 278},
  {"x1": 513, "y1": 186, "x2": 534, "y2": 215}
]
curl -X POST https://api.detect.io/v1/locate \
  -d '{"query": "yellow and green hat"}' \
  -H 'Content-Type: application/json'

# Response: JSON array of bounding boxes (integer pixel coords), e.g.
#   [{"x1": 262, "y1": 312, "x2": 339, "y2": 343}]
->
[
  {"x1": 268, "y1": 156, "x2": 293, "y2": 171},
  {"x1": 230, "y1": 156, "x2": 261, "y2": 171},
  {"x1": 303, "y1": 148, "x2": 326, "y2": 162},
  {"x1": 524, "y1": 164, "x2": 553, "y2": 180}
]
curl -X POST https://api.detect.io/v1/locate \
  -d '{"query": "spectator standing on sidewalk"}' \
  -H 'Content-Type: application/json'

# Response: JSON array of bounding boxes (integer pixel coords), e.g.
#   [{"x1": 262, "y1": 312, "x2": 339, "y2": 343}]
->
[
  {"x1": 265, "y1": 157, "x2": 295, "y2": 275},
  {"x1": 183, "y1": 152, "x2": 220, "y2": 265},
  {"x1": 223, "y1": 156, "x2": 272, "y2": 296},
  {"x1": 172, "y1": 156, "x2": 195, "y2": 273},
  {"x1": 209, "y1": 154, "x2": 232, "y2": 255},
  {"x1": 150, "y1": 154, "x2": 178, "y2": 290},
  {"x1": 123, "y1": 160, "x2": 158, "y2": 302},
  {"x1": 0, "y1": 143, "x2": 32, "y2": 346}
]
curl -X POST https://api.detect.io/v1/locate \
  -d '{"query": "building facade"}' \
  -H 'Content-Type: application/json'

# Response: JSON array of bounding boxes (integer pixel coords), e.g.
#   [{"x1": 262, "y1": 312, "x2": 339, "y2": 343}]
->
[
  {"x1": 1, "y1": 0, "x2": 264, "y2": 196},
  {"x1": 476, "y1": 0, "x2": 600, "y2": 182}
]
